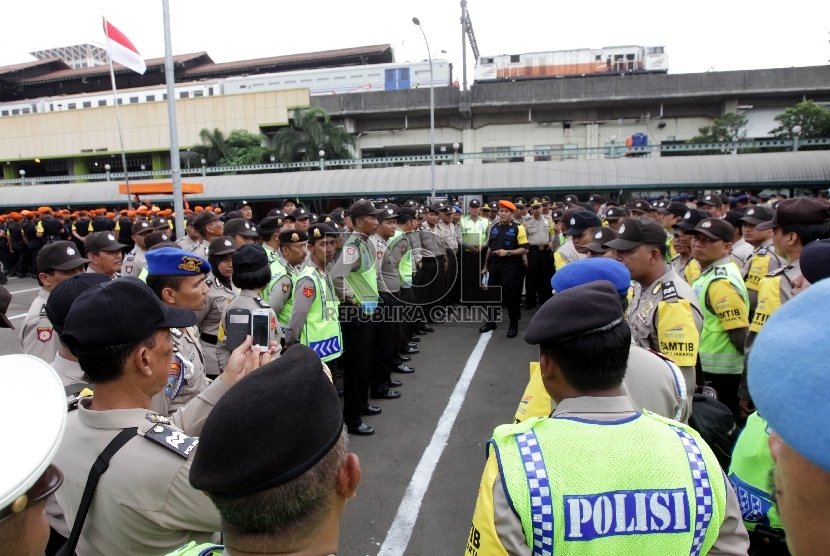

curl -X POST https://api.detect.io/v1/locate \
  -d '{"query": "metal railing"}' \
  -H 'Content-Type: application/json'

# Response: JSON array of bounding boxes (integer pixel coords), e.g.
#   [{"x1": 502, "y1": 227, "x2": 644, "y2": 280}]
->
[{"x1": 4, "y1": 137, "x2": 829, "y2": 186}]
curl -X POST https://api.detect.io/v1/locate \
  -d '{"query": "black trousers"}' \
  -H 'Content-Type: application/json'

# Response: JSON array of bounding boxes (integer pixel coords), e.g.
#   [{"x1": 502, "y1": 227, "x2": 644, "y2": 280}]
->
[
  {"x1": 488, "y1": 260, "x2": 523, "y2": 324},
  {"x1": 526, "y1": 246, "x2": 554, "y2": 307},
  {"x1": 396, "y1": 287, "x2": 417, "y2": 355},
  {"x1": 28, "y1": 240, "x2": 44, "y2": 275},
  {"x1": 445, "y1": 249, "x2": 460, "y2": 306},
  {"x1": 372, "y1": 292, "x2": 400, "y2": 393},
  {"x1": 12, "y1": 243, "x2": 28, "y2": 275},
  {"x1": 340, "y1": 307, "x2": 375, "y2": 427},
  {"x1": 418, "y1": 256, "x2": 445, "y2": 322},
  {"x1": 459, "y1": 248, "x2": 486, "y2": 304}
]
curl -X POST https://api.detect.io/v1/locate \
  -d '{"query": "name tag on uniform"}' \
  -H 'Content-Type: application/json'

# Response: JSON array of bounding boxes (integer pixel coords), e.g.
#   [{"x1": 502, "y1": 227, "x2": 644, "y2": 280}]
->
[{"x1": 564, "y1": 489, "x2": 690, "y2": 541}]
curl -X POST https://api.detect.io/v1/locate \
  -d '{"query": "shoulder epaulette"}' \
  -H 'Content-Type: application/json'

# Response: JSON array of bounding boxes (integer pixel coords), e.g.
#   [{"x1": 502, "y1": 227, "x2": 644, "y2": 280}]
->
[
  {"x1": 146, "y1": 412, "x2": 172, "y2": 425},
  {"x1": 660, "y1": 280, "x2": 679, "y2": 302},
  {"x1": 40, "y1": 305, "x2": 48, "y2": 317},
  {"x1": 205, "y1": 278, "x2": 213, "y2": 287},
  {"x1": 170, "y1": 327, "x2": 184, "y2": 338},
  {"x1": 143, "y1": 424, "x2": 198, "y2": 459},
  {"x1": 766, "y1": 265, "x2": 792, "y2": 278},
  {"x1": 255, "y1": 296, "x2": 270, "y2": 308},
  {"x1": 715, "y1": 267, "x2": 728, "y2": 276},
  {"x1": 126, "y1": 253, "x2": 135, "y2": 261}
]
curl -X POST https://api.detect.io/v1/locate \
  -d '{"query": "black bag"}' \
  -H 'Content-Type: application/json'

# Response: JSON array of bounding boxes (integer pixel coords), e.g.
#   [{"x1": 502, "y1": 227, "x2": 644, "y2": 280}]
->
[{"x1": 688, "y1": 393, "x2": 739, "y2": 470}]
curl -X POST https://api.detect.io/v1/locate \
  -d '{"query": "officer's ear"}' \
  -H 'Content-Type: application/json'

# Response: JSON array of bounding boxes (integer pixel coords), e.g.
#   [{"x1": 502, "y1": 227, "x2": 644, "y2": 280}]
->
[{"x1": 336, "y1": 453, "x2": 361, "y2": 500}]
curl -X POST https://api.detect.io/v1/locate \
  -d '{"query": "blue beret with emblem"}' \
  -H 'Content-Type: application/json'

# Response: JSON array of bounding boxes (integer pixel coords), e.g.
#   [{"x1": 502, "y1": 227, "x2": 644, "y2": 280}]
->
[
  {"x1": 146, "y1": 247, "x2": 211, "y2": 276},
  {"x1": 551, "y1": 258, "x2": 631, "y2": 297}
]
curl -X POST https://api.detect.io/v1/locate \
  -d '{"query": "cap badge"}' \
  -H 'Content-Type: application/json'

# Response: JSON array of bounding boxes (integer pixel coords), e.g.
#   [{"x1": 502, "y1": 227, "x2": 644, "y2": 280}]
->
[
  {"x1": 291, "y1": 233, "x2": 299, "y2": 241},
  {"x1": 224, "y1": 240, "x2": 232, "y2": 247},
  {"x1": 244, "y1": 222, "x2": 251, "y2": 229},
  {"x1": 107, "y1": 234, "x2": 115, "y2": 241},
  {"x1": 162, "y1": 234, "x2": 169, "y2": 240},
  {"x1": 747, "y1": 209, "x2": 755, "y2": 215},
  {"x1": 684, "y1": 211, "x2": 691, "y2": 219},
  {"x1": 325, "y1": 217, "x2": 331, "y2": 222},
  {"x1": 619, "y1": 225, "x2": 626, "y2": 234},
  {"x1": 142, "y1": 222, "x2": 149, "y2": 227},
  {"x1": 594, "y1": 231, "x2": 603, "y2": 239},
  {"x1": 66, "y1": 247, "x2": 76, "y2": 255},
  {"x1": 706, "y1": 195, "x2": 712, "y2": 200},
  {"x1": 702, "y1": 221, "x2": 712, "y2": 228},
  {"x1": 570, "y1": 218, "x2": 576, "y2": 225},
  {"x1": 178, "y1": 256, "x2": 203, "y2": 273},
  {"x1": 313, "y1": 228, "x2": 322, "y2": 237}
]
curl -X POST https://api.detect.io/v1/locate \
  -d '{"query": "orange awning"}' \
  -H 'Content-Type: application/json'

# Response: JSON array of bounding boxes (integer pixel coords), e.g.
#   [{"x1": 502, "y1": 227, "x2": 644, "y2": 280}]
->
[{"x1": 118, "y1": 182, "x2": 204, "y2": 195}]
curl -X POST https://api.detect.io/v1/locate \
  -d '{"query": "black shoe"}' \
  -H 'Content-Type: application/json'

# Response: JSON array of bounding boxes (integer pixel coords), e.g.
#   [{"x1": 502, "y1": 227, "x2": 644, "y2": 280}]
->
[
  {"x1": 389, "y1": 379, "x2": 402, "y2": 387},
  {"x1": 420, "y1": 325, "x2": 435, "y2": 333},
  {"x1": 524, "y1": 304, "x2": 537, "y2": 311},
  {"x1": 408, "y1": 342, "x2": 419, "y2": 348},
  {"x1": 479, "y1": 322, "x2": 497, "y2": 333},
  {"x1": 410, "y1": 336, "x2": 421, "y2": 342},
  {"x1": 507, "y1": 323, "x2": 519, "y2": 338},
  {"x1": 393, "y1": 364, "x2": 415, "y2": 374},
  {"x1": 362, "y1": 405, "x2": 382, "y2": 416},
  {"x1": 402, "y1": 346, "x2": 420, "y2": 355},
  {"x1": 399, "y1": 355, "x2": 412, "y2": 362},
  {"x1": 348, "y1": 423, "x2": 375, "y2": 436},
  {"x1": 371, "y1": 389, "x2": 401, "y2": 400},
  {"x1": 337, "y1": 388, "x2": 344, "y2": 397}
]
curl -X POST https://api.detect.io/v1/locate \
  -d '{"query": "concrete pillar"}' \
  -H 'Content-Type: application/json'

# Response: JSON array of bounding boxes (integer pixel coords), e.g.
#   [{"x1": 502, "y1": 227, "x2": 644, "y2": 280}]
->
[
  {"x1": 721, "y1": 100, "x2": 739, "y2": 115},
  {"x1": 3, "y1": 162, "x2": 19, "y2": 180},
  {"x1": 462, "y1": 127, "x2": 478, "y2": 164},
  {"x1": 152, "y1": 152, "x2": 166, "y2": 179},
  {"x1": 71, "y1": 157, "x2": 90, "y2": 183}
]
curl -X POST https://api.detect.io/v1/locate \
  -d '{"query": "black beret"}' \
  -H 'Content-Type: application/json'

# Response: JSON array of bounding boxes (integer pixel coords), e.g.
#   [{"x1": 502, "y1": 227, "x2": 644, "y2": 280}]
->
[
  {"x1": 524, "y1": 281, "x2": 624, "y2": 344},
  {"x1": 258, "y1": 216, "x2": 284, "y2": 235},
  {"x1": 800, "y1": 238, "x2": 830, "y2": 284},
  {"x1": 232, "y1": 244, "x2": 269, "y2": 272},
  {"x1": 189, "y1": 345, "x2": 343, "y2": 496},
  {"x1": 308, "y1": 223, "x2": 337, "y2": 241},
  {"x1": 278, "y1": 230, "x2": 308, "y2": 245}
]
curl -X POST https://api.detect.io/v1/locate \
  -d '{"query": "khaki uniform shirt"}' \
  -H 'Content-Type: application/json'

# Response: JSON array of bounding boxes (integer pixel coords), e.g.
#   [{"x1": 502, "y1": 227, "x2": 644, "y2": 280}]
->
[
  {"x1": 216, "y1": 290, "x2": 280, "y2": 372},
  {"x1": 121, "y1": 245, "x2": 147, "y2": 278},
  {"x1": 622, "y1": 346, "x2": 689, "y2": 423},
  {"x1": 436, "y1": 221, "x2": 459, "y2": 252},
  {"x1": 523, "y1": 215, "x2": 553, "y2": 246},
  {"x1": 176, "y1": 235, "x2": 203, "y2": 254},
  {"x1": 85, "y1": 265, "x2": 118, "y2": 279},
  {"x1": 484, "y1": 397, "x2": 750, "y2": 556},
  {"x1": 52, "y1": 351, "x2": 85, "y2": 388},
  {"x1": 729, "y1": 238, "x2": 754, "y2": 269},
  {"x1": 196, "y1": 278, "x2": 237, "y2": 337},
  {"x1": 20, "y1": 288, "x2": 59, "y2": 361},
  {"x1": 741, "y1": 239, "x2": 785, "y2": 315},
  {"x1": 169, "y1": 326, "x2": 210, "y2": 412},
  {"x1": 553, "y1": 237, "x2": 584, "y2": 271},
  {"x1": 418, "y1": 224, "x2": 446, "y2": 260},
  {"x1": 629, "y1": 267, "x2": 703, "y2": 408},
  {"x1": 670, "y1": 254, "x2": 700, "y2": 285},
  {"x1": 54, "y1": 399, "x2": 223, "y2": 556},
  {"x1": 408, "y1": 229, "x2": 423, "y2": 267}
]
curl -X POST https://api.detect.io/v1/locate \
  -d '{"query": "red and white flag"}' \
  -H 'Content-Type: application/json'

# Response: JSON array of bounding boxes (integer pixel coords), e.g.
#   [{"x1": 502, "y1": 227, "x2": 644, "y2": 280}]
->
[{"x1": 103, "y1": 17, "x2": 146, "y2": 75}]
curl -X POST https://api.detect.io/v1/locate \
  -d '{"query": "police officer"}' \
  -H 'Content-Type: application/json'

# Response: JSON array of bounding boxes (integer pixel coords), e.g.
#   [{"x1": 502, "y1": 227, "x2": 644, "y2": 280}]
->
[
  {"x1": 0, "y1": 355, "x2": 67, "y2": 556},
  {"x1": 698, "y1": 193, "x2": 725, "y2": 219},
  {"x1": 689, "y1": 218, "x2": 750, "y2": 417},
  {"x1": 216, "y1": 244, "x2": 281, "y2": 372},
  {"x1": 116, "y1": 210, "x2": 135, "y2": 253},
  {"x1": 21, "y1": 242, "x2": 88, "y2": 362},
  {"x1": 189, "y1": 209, "x2": 225, "y2": 258},
  {"x1": 197, "y1": 237, "x2": 238, "y2": 379},
  {"x1": 263, "y1": 230, "x2": 307, "y2": 335},
  {"x1": 165, "y1": 346, "x2": 360, "y2": 556},
  {"x1": 22, "y1": 210, "x2": 43, "y2": 276},
  {"x1": 523, "y1": 198, "x2": 554, "y2": 309},
  {"x1": 724, "y1": 210, "x2": 755, "y2": 268},
  {"x1": 146, "y1": 247, "x2": 212, "y2": 412},
  {"x1": 437, "y1": 203, "x2": 460, "y2": 307},
  {"x1": 607, "y1": 217, "x2": 703, "y2": 407},
  {"x1": 553, "y1": 208, "x2": 587, "y2": 270},
  {"x1": 54, "y1": 278, "x2": 275, "y2": 556},
  {"x1": 84, "y1": 231, "x2": 125, "y2": 279},
  {"x1": 514, "y1": 259, "x2": 690, "y2": 425},
  {"x1": 292, "y1": 207, "x2": 312, "y2": 232},
  {"x1": 222, "y1": 218, "x2": 258, "y2": 248},
  {"x1": 121, "y1": 220, "x2": 153, "y2": 278},
  {"x1": 7, "y1": 213, "x2": 28, "y2": 277},
  {"x1": 459, "y1": 199, "x2": 489, "y2": 304},
  {"x1": 36, "y1": 207, "x2": 64, "y2": 245},
  {"x1": 736, "y1": 205, "x2": 784, "y2": 314},
  {"x1": 175, "y1": 217, "x2": 203, "y2": 253},
  {"x1": 418, "y1": 204, "x2": 449, "y2": 323},
  {"x1": 479, "y1": 200, "x2": 528, "y2": 338},
  {"x1": 468, "y1": 281, "x2": 749, "y2": 555},
  {"x1": 257, "y1": 214, "x2": 284, "y2": 263}
]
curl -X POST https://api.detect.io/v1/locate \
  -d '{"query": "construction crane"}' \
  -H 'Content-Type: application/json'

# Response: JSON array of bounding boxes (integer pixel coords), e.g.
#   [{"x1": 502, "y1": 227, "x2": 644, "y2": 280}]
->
[{"x1": 460, "y1": 0, "x2": 480, "y2": 91}]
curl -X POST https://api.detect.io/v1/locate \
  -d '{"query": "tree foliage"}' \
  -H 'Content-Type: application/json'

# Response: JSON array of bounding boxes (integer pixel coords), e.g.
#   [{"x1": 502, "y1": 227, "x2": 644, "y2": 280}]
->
[
  {"x1": 689, "y1": 113, "x2": 749, "y2": 143},
  {"x1": 271, "y1": 108, "x2": 357, "y2": 164},
  {"x1": 770, "y1": 101, "x2": 830, "y2": 139},
  {"x1": 195, "y1": 128, "x2": 270, "y2": 166}
]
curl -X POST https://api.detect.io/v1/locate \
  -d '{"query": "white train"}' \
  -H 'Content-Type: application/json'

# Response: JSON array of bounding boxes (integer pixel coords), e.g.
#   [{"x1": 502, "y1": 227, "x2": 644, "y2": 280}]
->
[
  {"x1": 475, "y1": 45, "x2": 668, "y2": 81},
  {"x1": 0, "y1": 60, "x2": 452, "y2": 118}
]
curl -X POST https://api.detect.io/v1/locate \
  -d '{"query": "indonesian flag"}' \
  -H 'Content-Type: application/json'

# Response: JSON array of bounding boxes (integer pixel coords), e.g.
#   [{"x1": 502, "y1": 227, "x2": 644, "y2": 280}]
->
[{"x1": 103, "y1": 17, "x2": 146, "y2": 75}]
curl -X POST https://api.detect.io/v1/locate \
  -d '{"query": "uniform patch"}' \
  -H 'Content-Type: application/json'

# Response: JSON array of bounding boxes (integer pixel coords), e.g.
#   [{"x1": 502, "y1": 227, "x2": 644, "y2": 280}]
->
[
  {"x1": 125, "y1": 266, "x2": 133, "y2": 274},
  {"x1": 715, "y1": 267, "x2": 728, "y2": 276},
  {"x1": 661, "y1": 281, "x2": 679, "y2": 302},
  {"x1": 282, "y1": 282, "x2": 290, "y2": 293},
  {"x1": 639, "y1": 301, "x2": 654, "y2": 319},
  {"x1": 37, "y1": 327, "x2": 53, "y2": 342},
  {"x1": 303, "y1": 286, "x2": 314, "y2": 297},
  {"x1": 143, "y1": 424, "x2": 198, "y2": 459}
]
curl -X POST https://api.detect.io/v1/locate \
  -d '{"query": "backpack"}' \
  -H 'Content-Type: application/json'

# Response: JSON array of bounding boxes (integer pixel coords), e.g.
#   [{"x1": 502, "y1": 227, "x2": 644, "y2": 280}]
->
[{"x1": 688, "y1": 393, "x2": 739, "y2": 471}]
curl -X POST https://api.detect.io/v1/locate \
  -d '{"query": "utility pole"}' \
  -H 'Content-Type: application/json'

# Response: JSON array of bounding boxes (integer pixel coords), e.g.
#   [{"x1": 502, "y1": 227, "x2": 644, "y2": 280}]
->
[
  {"x1": 162, "y1": 0, "x2": 185, "y2": 241},
  {"x1": 460, "y1": 1, "x2": 467, "y2": 91}
]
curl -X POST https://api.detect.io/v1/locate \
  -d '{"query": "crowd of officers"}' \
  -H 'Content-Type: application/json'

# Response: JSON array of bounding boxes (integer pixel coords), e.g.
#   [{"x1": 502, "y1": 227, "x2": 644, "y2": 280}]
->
[{"x1": 1, "y1": 187, "x2": 829, "y2": 556}]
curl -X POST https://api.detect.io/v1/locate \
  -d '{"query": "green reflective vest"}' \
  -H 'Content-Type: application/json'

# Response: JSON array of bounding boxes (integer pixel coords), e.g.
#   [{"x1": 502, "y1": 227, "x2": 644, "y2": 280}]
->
[
  {"x1": 491, "y1": 411, "x2": 727, "y2": 555},
  {"x1": 728, "y1": 412, "x2": 783, "y2": 531},
  {"x1": 165, "y1": 542, "x2": 223, "y2": 556},
  {"x1": 138, "y1": 266, "x2": 148, "y2": 283},
  {"x1": 388, "y1": 229, "x2": 412, "y2": 288},
  {"x1": 693, "y1": 263, "x2": 749, "y2": 375},
  {"x1": 262, "y1": 257, "x2": 294, "y2": 331},
  {"x1": 343, "y1": 234, "x2": 379, "y2": 314},
  {"x1": 298, "y1": 264, "x2": 342, "y2": 362},
  {"x1": 263, "y1": 244, "x2": 278, "y2": 264},
  {"x1": 460, "y1": 215, "x2": 488, "y2": 247}
]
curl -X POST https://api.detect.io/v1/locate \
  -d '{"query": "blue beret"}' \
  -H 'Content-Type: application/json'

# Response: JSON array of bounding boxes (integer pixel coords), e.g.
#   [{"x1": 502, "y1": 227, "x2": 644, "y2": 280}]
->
[
  {"x1": 734, "y1": 194, "x2": 748, "y2": 203},
  {"x1": 551, "y1": 258, "x2": 631, "y2": 297},
  {"x1": 452, "y1": 205, "x2": 462, "y2": 214},
  {"x1": 749, "y1": 278, "x2": 830, "y2": 472},
  {"x1": 146, "y1": 247, "x2": 211, "y2": 276}
]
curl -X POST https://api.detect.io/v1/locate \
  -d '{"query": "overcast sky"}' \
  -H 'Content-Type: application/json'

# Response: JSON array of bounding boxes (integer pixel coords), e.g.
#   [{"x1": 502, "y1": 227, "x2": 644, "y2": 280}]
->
[{"x1": 3, "y1": 0, "x2": 828, "y2": 85}]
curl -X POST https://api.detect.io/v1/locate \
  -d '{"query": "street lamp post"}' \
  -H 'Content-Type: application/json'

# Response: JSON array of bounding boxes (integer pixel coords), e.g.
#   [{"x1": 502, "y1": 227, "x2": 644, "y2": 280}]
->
[
  {"x1": 201, "y1": 158, "x2": 207, "y2": 177},
  {"x1": 319, "y1": 150, "x2": 326, "y2": 171},
  {"x1": 413, "y1": 17, "x2": 436, "y2": 202},
  {"x1": 18, "y1": 169, "x2": 25, "y2": 187},
  {"x1": 104, "y1": 163, "x2": 111, "y2": 182},
  {"x1": 792, "y1": 125, "x2": 802, "y2": 152}
]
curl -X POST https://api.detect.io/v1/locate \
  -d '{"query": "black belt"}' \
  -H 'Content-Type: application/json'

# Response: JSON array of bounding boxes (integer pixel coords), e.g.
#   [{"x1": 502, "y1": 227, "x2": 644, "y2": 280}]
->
[
  {"x1": 528, "y1": 245, "x2": 548, "y2": 250},
  {"x1": 200, "y1": 332, "x2": 218, "y2": 345},
  {"x1": 489, "y1": 256, "x2": 522, "y2": 264}
]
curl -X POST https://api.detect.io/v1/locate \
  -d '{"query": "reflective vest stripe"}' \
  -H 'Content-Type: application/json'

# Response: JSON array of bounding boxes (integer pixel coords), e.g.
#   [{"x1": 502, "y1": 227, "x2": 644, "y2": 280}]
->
[
  {"x1": 516, "y1": 429, "x2": 554, "y2": 556},
  {"x1": 669, "y1": 425, "x2": 713, "y2": 556}
]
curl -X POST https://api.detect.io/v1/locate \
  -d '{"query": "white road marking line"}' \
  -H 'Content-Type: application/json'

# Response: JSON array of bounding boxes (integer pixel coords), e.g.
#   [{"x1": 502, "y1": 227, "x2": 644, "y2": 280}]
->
[
  {"x1": 9, "y1": 313, "x2": 26, "y2": 320},
  {"x1": 377, "y1": 331, "x2": 492, "y2": 556},
  {"x1": 8, "y1": 287, "x2": 40, "y2": 295}
]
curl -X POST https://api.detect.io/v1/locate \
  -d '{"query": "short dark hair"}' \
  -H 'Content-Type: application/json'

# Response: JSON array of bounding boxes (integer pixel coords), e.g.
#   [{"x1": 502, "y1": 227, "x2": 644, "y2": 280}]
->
[
  {"x1": 781, "y1": 222, "x2": 830, "y2": 246},
  {"x1": 77, "y1": 331, "x2": 159, "y2": 384},
  {"x1": 232, "y1": 265, "x2": 271, "y2": 290},
  {"x1": 539, "y1": 323, "x2": 631, "y2": 391},
  {"x1": 210, "y1": 430, "x2": 347, "y2": 541},
  {"x1": 146, "y1": 275, "x2": 189, "y2": 301},
  {"x1": 644, "y1": 241, "x2": 668, "y2": 259},
  {"x1": 260, "y1": 232, "x2": 275, "y2": 243}
]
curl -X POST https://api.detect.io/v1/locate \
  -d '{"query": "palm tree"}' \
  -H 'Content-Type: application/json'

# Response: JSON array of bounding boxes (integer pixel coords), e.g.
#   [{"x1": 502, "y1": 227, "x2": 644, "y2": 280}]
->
[
  {"x1": 195, "y1": 128, "x2": 229, "y2": 166},
  {"x1": 271, "y1": 108, "x2": 357, "y2": 164}
]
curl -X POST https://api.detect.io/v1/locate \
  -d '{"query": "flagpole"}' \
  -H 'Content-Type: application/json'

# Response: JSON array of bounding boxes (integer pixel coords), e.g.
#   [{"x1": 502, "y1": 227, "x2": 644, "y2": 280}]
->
[
  {"x1": 104, "y1": 23, "x2": 133, "y2": 210},
  {"x1": 162, "y1": 0, "x2": 185, "y2": 241}
]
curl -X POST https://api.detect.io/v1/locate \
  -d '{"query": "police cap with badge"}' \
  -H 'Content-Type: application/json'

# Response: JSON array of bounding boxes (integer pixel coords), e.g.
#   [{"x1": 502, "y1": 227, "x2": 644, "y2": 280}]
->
[
  {"x1": 563, "y1": 211, "x2": 601, "y2": 236},
  {"x1": 144, "y1": 231, "x2": 173, "y2": 250},
  {"x1": 307, "y1": 223, "x2": 337, "y2": 243},
  {"x1": 257, "y1": 216, "x2": 284, "y2": 236},
  {"x1": 691, "y1": 218, "x2": 734, "y2": 242},
  {"x1": 151, "y1": 217, "x2": 170, "y2": 231},
  {"x1": 0, "y1": 355, "x2": 66, "y2": 523},
  {"x1": 291, "y1": 207, "x2": 311, "y2": 221},
  {"x1": 604, "y1": 217, "x2": 667, "y2": 250},
  {"x1": 525, "y1": 281, "x2": 624, "y2": 344},
  {"x1": 604, "y1": 206, "x2": 628, "y2": 221},
  {"x1": 36, "y1": 241, "x2": 89, "y2": 273},
  {"x1": 45, "y1": 273, "x2": 112, "y2": 335},
  {"x1": 737, "y1": 205, "x2": 774, "y2": 226},
  {"x1": 223, "y1": 218, "x2": 258, "y2": 238},
  {"x1": 673, "y1": 209, "x2": 712, "y2": 232},
  {"x1": 755, "y1": 196, "x2": 830, "y2": 230},
  {"x1": 584, "y1": 227, "x2": 618, "y2": 254},
  {"x1": 469, "y1": 199, "x2": 482, "y2": 208},
  {"x1": 85, "y1": 231, "x2": 126, "y2": 253},
  {"x1": 190, "y1": 344, "x2": 343, "y2": 497},
  {"x1": 208, "y1": 237, "x2": 237, "y2": 257},
  {"x1": 131, "y1": 219, "x2": 153, "y2": 235}
]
